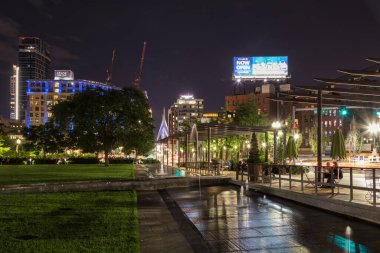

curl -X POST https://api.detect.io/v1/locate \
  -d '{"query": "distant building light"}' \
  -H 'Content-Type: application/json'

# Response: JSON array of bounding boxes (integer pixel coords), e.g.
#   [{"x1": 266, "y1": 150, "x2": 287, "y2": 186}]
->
[{"x1": 180, "y1": 94, "x2": 194, "y2": 99}]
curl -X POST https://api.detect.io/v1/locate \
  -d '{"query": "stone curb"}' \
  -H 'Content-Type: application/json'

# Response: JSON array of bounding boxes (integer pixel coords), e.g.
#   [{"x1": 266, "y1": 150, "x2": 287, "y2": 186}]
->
[{"x1": 0, "y1": 177, "x2": 231, "y2": 194}]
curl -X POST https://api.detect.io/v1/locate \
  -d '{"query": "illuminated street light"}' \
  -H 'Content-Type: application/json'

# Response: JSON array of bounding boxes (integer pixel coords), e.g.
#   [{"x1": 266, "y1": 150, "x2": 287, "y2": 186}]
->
[
  {"x1": 16, "y1": 139, "x2": 21, "y2": 153},
  {"x1": 368, "y1": 123, "x2": 380, "y2": 148},
  {"x1": 368, "y1": 123, "x2": 380, "y2": 134},
  {"x1": 271, "y1": 121, "x2": 281, "y2": 129}
]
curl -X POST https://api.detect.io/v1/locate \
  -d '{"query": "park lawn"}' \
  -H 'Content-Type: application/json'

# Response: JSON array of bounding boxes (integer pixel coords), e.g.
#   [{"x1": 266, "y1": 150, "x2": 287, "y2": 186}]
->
[
  {"x1": 0, "y1": 191, "x2": 139, "y2": 253},
  {"x1": 0, "y1": 164, "x2": 134, "y2": 185}
]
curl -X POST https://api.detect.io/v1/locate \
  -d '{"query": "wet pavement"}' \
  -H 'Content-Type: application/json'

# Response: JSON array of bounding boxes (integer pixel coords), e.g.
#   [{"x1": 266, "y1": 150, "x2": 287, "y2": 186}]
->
[
  {"x1": 168, "y1": 185, "x2": 380, "y2": 252},
  {"x1": 137, "y1": 191, "x2": 193, "y2": 253},
  {"x1": 144, "y1": 164, "x2": 187, "y2": 178}
]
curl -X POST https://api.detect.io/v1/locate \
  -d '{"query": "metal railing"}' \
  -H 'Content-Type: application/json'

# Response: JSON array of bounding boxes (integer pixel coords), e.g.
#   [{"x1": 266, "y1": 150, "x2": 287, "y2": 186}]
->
[
  {"x1": 237, "y1": 164, "x2": 380, "y2": 207},
  {"x1": 180, "y1": 162, "x2": 226, "y2": 176}
]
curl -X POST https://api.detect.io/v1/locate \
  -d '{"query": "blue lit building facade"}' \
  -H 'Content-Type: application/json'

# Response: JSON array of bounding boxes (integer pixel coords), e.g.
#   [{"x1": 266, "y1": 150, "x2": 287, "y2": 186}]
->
[{"x1": 26, "y1": 78, "x2": 121, "y2": 127}]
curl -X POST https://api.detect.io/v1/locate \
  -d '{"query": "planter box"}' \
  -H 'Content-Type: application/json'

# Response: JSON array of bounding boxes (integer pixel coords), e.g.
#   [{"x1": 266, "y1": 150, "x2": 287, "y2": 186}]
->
[{"x1": 248, "y1": 163, "x2": 262, "y2": 182}]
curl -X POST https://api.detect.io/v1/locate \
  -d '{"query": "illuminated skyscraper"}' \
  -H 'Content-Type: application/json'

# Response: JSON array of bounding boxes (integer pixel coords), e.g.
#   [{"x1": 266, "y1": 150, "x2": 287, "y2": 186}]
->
[
  {"x1": 168, "y1": 94, "x2": 204, "y2": 134},
  {"x1": 9, "y1": 65, "x2": 20, "y2": 120},
  {"x1": 18, "y1": 37, "x2": 52, "y2": 121}
]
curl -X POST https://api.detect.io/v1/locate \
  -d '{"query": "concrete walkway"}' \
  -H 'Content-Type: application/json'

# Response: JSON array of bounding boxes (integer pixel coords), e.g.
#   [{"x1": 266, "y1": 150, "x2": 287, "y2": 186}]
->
[{"x1": 137, "y1": 191, "x2": 193, "y2": 253}]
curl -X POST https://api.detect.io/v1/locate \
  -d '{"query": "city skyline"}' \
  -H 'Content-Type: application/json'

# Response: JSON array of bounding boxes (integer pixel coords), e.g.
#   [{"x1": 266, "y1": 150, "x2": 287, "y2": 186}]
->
[{"x1": 2, "y1": 0, "x2": 380, "y2": 130}]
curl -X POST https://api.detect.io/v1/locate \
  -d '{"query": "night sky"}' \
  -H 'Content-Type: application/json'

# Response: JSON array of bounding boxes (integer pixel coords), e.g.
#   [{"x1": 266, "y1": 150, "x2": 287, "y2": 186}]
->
[{"x1": 1, "y1": 0, "x2": 380, "y2": 132}]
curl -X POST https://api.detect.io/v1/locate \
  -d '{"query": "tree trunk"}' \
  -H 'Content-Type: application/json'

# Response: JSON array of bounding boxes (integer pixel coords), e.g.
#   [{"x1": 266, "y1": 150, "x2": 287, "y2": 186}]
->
[{"x1": 104, "y1": 149, "x2": 109, "y2": 167}]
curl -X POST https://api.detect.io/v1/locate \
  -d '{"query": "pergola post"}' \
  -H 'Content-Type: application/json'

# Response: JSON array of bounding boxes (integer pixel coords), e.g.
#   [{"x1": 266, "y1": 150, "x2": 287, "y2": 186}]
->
[
  {"x1": 166, "y1": 139, "x2": 169, "y2": 166},
  {"x1": 177, "y1": 139, "x2": 181, "y2": 165},
  {"x1": 196, "y1": 137, "x2": 199, "y2": 174},
  {"x1": 208, "y1": 127, "x2": 211, "y2": 170},
  {"x1": 265, "y1": 132, "x2": 269, "y2": 163},
  {"x1": 171, "y1": 138, "x2": 174, "y2": 167},
  {"x1": 283, "y1": 130, "x2": 287, "y2": 165},
  {"x1": 185, "y1": 134, "x2": 189, "y2": 170},
  {"x1": 317, "y1": 89, "x2": 323, "y2": 190},
  {"x1": 276, "y1": 91, "x2": 280, "y2": 119}
]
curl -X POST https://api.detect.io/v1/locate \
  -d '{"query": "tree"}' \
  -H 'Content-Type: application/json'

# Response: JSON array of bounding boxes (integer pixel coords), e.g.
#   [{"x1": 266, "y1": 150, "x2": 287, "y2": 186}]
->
[
  {"x1": 216, "y1": 107, "x2": 233, "y2": 124},
  {"x1": 248, "y1": 133, "x2": 260, "y2": 163},
  {"x1": 345, "y1": 117, "x2": 363, "y2": 156},
  {"x1": 0, "y1": 131, "x2": 10, "y2": 156},
  {"x1": 52, "y1": 87, "x2": 154, "y2": 166},
  {"x1": 23, "y1": 122, "x2": 64, "y2": 157},
  {"x1": 309, "y1": 123, "x2": 329, "y2": 156},
  {"x1": 233, "y1": 94, "x2": 268, "y2": 127}
]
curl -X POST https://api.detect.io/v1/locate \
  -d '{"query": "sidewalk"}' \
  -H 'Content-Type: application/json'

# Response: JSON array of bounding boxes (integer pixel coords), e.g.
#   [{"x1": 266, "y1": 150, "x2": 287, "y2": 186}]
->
[{"x1": 137, "y1": 191, "x2": 193, "y2": 253}]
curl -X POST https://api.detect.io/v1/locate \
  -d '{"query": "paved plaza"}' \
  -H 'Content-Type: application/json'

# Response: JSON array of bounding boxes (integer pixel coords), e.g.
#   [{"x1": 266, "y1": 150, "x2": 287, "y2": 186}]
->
[{"x1": 168, "y1": 185, "x2": 380, "y2": 252}]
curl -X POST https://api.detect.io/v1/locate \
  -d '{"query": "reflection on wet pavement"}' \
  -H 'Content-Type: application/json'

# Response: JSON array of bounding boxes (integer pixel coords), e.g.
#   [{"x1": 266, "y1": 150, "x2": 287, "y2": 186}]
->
[
  {"x1": 144, "y1": 164, "x2": 186, "y2": 178},
  {"x1": 168, "y1": 185, "x2": 380, "y2": 252}
]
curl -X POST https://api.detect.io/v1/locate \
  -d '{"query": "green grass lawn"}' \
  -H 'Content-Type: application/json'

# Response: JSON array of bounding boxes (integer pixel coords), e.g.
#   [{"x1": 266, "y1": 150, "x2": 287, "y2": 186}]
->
[
  {"x1": 0, "y1": 164, "x2": 134, "y2": 185},
  {"x1": 0, "y1": 191, "x2": 139, "y2": 253}
]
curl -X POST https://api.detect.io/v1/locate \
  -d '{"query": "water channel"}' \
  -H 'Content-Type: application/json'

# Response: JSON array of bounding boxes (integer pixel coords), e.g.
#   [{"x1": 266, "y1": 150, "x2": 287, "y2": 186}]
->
[{"x1": 168, "y1": 185, "x2": 380, "y2": 252}]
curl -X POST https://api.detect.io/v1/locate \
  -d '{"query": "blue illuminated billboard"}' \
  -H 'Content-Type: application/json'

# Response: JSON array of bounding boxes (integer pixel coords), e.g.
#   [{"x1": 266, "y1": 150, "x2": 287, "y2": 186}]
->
[{"x1": 233, "y1": 56, "x2": 288, "y2": 79}]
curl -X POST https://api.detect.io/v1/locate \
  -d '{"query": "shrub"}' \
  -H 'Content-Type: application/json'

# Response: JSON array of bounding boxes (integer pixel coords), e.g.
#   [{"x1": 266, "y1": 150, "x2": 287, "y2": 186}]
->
[
  {"x1": 109, "y1": 158, "x2": 135, "y2": 164},
  {"x1": 0, "y1": 157, "x2": 26, "y2": 165},
  {"x1": 69, "y1": 157, "x2": 99, "y2": 164},
  {"x1": 141, "y1": 158, "x2": 160, "y2": 164},
  {"x1": 34, "y1": 158, "x2": 58, "y2": 164}
]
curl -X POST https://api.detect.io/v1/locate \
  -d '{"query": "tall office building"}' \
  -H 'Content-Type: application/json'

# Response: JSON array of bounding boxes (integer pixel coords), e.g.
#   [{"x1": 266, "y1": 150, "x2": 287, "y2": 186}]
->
[
  {"x1": 168, "y1": 94, "x2": 204, "y2": 134},
  {"x1": 9, "y1": 65, "x2": 20, "y2": 120},
  {"x1": 26, "y1": 70, "x2": 121, "y2": 127},
  {"x1": 18, "y1": 37, "x2": 52, "y2": 122}
]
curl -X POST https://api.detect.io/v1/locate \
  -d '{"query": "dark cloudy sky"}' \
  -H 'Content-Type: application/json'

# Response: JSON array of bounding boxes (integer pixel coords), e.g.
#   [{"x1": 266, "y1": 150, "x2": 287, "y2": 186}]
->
[{"x1": 1, "y1": 0, "x2": 380, "y2": 131}]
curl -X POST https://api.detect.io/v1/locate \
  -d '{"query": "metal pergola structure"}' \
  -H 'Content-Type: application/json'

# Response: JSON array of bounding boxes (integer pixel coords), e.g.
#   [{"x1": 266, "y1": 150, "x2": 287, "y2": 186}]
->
[
  {"x1": 270, "y1": 58, "x2": 380, "y2": 188},
  {"x1": 157, "y1": 123, "x2": 274, "y2": 171}
]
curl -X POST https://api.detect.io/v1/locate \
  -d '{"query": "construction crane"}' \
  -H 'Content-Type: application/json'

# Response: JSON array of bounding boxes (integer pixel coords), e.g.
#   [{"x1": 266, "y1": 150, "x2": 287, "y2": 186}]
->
[
  {"x1": 132, "y1": 41, "x2": 147, "y2": 89},
  {"x1": 106, "y1": 48, "x2": 116, "y2": 85}
]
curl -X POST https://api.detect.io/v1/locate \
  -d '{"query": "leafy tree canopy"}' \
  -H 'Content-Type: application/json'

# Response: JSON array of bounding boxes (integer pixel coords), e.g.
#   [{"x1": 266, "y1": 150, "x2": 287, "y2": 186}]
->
[
  {"x1": 23, "y1": 121, "x2": 64, "y2": 157},
  {"x1": 233, "y1": 94, "x2": 268, "y2": 127},
  {"x1": 52, "y1": 87, "x2": 154, "y2": 166}
]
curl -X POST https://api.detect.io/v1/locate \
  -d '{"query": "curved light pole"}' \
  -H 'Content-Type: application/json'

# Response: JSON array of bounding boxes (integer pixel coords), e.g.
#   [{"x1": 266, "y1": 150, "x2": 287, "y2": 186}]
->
[{"x1": 272, "y1": 121, "x2": 281, "y2": 164}]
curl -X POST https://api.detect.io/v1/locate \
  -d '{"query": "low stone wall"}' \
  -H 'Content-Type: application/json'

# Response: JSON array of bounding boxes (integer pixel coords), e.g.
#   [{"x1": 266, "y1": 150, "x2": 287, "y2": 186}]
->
[
  {"x1": 0, "y1": 176, "x2": 231, "y2": 194},
  {"x1": 244, "y1": 182, "x2": 380, "y2": 225}
]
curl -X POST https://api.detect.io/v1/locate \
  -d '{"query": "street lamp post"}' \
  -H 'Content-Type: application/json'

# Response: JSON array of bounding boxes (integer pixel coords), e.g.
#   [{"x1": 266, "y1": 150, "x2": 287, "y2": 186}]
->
[
  {"x1": 16, "y1": 139, "x2": 21, "y2": 153},
  {"x1": 272, "y1": 121, "x2": 281, "y2": 164},
  {"x1": 368, "y1": 123, "x2": 380, "y2": 154}
]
